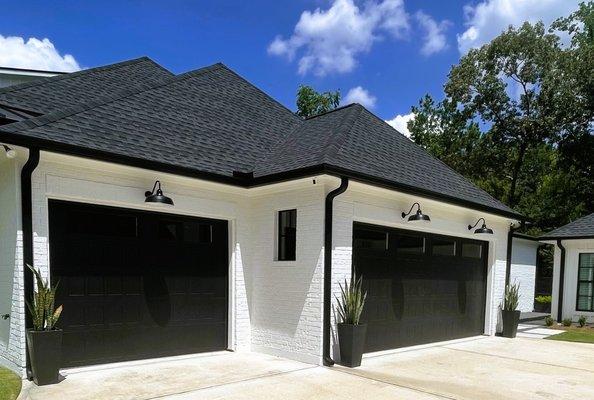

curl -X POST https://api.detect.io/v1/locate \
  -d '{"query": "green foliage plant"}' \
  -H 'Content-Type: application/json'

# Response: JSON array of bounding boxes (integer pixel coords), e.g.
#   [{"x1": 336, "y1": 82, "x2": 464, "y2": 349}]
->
[
  {"x1": 335, "y1": 273, "x2": 367, "y2": 325},
  {"x1": 545, "y1": 316, "x2": 554, "y2": 326},
  {"x1": 296, "y1": 85, "x2": 340, "y2": 118},
  {"x1": 503, "y1": 283, "x2": 520, "y2": 311},
  {"x1": 578, "y1": 315, "x2": 587, "y2": 327},
  {"x1": 26, "y1": 264, "x2": 63, "y2": 331},
  {"x1": 562, "y1": 318, "x2": 572, "y2": 327},
  {"x1": 535, "y1": 295, "x2": 552, "y2": 304}
]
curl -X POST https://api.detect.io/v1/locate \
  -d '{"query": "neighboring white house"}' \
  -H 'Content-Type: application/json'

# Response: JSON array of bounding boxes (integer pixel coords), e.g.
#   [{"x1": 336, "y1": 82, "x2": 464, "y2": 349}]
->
[
  {"x1": 0, "y1": 66, "x2": 63, "y2": 89},
  {"x1": 542, "y1": 213, "x2": 594, "y2": 323},
  {"x1": 510, "y1": 234, "x2": 540, "y2": 313},
  {"x1": 0, "y1": 57, "x2": 525, "y2": 376}
]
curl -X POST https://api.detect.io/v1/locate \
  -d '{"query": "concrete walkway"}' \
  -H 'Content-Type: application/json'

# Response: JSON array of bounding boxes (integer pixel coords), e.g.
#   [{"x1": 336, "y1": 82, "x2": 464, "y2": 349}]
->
[{"x1": 19, "y1": 336, "x2": 594, "y2": 400}]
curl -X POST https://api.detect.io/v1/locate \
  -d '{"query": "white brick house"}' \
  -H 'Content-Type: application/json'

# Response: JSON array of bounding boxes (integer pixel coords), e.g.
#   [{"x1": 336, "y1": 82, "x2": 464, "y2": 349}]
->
[{"x1": 0, "y1": 58, "x2": 524, "y2": 376}]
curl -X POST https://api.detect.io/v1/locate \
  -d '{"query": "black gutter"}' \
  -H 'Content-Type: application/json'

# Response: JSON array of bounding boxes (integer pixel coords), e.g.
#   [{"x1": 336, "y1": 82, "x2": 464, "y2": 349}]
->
[
  {"x1": 0, "y1": 133, "x2": 524, "y2": 222},
  {"x1": 323, "y1": 177, "x2": 349, "y2": 367},
  {"x1": 20, "y1": 147, "x2": 39, "y2": 378},
  {"x1": 540, "y1": 235, "x2": 594, "y2": 241},
  {"x1": 556, "y1": 239, "x2": 566, "y2": 323}
]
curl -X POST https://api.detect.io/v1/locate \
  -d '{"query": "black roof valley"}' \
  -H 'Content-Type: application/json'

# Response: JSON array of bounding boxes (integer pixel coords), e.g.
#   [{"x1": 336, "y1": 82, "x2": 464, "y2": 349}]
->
[{"x1": 0, "y1": 57, "x2": 521, "y2": 219}]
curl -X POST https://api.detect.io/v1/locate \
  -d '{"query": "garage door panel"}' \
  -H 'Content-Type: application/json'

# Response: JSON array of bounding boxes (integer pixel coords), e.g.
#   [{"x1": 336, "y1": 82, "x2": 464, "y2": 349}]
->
[
  {"x1": 49, "y1": 200, "x2": 229, "y2": 367},
  {"x1": 353, "y1": 223, "x2": 487, "y2": 352}
]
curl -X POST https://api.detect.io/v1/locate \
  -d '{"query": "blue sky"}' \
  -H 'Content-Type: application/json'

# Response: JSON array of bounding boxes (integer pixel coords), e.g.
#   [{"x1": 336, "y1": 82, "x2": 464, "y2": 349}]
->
[{"x1": 0, "y1": 0, "x2": 581, "y2": 134}]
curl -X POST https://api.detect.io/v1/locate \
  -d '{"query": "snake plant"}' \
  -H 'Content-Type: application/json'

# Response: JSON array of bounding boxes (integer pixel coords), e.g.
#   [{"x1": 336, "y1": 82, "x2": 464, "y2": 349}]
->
[
  {"x1": 335, "y1": 273, "x2": 367, "y2": 325},
  {"x1": 503, "y1": 283, "x2": 520, "y2": 311},
  {"x1": 26, "y1": 264, "x2": 63, "y2": 331}
]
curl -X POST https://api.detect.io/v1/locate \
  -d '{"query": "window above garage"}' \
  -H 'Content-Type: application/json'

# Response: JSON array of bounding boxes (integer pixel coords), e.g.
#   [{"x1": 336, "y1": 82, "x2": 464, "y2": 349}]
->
[{"x1": 277, "y1": 209, "x2": 296, "y2": 261}]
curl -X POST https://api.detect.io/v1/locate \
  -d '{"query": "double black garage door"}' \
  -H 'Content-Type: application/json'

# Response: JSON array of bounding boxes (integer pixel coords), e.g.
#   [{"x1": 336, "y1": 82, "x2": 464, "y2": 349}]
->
[
  {"x1": 49, "y1": 200, "x2": 228, "y2": 367},
  {"x1": 353, "y1": 223, "x2": 488, "y2": 352}
]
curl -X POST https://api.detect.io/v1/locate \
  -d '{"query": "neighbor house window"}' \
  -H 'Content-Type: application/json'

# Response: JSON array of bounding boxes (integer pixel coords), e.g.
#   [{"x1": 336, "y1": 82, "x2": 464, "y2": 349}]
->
[
  {"x1": 277, "y1": 209, "x2": 297, "y2": 261},
  {"x1": 577, "y1": 253, "x2": 594, "y2": 312}
]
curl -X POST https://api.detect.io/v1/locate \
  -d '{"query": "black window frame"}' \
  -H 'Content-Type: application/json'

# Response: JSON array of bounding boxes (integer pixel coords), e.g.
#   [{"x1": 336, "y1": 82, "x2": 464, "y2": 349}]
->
[
  {"x1": 277, "y1": 209, "x2": 297, "y2": 261},
  {"x1": 576, "y1": 252, "x2": 594, "y2": 312}
]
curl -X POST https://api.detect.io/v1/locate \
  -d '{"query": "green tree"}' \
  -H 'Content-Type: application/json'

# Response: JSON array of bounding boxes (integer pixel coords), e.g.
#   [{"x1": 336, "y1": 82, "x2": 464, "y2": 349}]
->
[
  {"x1": 295, "y1": 85, "x2": 340, "y2": 118},
  {"x1": 408, "y1": 3, "x2": 594, "y2": 232}
]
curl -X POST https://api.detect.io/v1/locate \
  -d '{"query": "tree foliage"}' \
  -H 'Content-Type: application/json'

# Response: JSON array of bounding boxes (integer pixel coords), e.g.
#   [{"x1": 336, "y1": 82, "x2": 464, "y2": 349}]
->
[
  {"x1": 408, "y1": 2, "x2": 594, "y2": 233},
  {"x1": 295, "y1": 85, "x2": 340, "y2": 118}
]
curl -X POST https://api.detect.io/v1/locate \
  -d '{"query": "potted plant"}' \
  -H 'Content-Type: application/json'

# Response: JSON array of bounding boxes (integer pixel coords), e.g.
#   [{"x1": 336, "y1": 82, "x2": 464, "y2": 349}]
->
[
  {"x1": 534, "y1": 295, "x2": 551, "y2": 313},
  {"x1": 501, "y1": 283, "x2": 520, "y2": 338},
  {"x1": 26, "y1": 264, "x2": 63, "y2": 386},
  {"x1": 336, "y1": 273, "x2": 367, "y2": 368}
]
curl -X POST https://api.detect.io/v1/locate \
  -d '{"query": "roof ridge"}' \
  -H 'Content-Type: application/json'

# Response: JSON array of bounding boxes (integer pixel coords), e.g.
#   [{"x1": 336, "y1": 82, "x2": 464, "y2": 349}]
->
[
  {"x1": 321, "y1": 104, "x2": 363, "y2": 164},
  {"x1": 215, "y1": 63, "x2": 302, "y2": 122},
  {"x1": 0, "y1": 57, "x2": 166, "y2": 96},
  {"x1": 304, "y1": 103, "x2": 359, "y2": 120},
  {"x1": 2, "y1": 63, "x2": 224, "y2": 134}
]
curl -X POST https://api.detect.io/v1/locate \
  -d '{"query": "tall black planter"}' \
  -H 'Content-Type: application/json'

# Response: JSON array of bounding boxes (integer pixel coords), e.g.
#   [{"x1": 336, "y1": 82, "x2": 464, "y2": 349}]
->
[
  {"x1": 501, "y1": 310, "x2": 521, "y2": 338},
  {"x1": 337, "y1": 323, "x2": 367, "y2": 368},
  {"x1": 27, "y1": 329, "x2": 62, "y2": 385}
]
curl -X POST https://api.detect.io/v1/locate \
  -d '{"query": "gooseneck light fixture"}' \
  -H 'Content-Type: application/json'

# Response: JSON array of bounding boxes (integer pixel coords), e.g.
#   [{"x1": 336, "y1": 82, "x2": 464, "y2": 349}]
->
[
  {"x1": 468, "y1": 218, "x2": 493, "y2": 235},
  {"x1": 145, "y1": 180, "x2": 174, "y2": 206},
  {"x1": 2, "y1": 145, "x2": 16, "y2": 159},
  {"x1": 401, "y1": 202, "x2": 430, "y2": 223}
]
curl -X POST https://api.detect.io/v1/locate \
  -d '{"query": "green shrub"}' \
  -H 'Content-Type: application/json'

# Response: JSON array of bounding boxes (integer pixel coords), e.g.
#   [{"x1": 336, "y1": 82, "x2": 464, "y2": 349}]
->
[
  {"x1": 335, "y1": 273, "x2": 367, "y2": 325},
  {"x1": 26, "y1": 264, "x2": 63, "y2": 331},
  {"x1": 535, "y1": 295, "x2": 552, "y2": 304},
  {"x1": 545, "y1": 316, "x2": 554, "y2": 326},
  {"x1": 562, "y1": 318, "x2": 572, "y2": 327},
  {"x1": 578, "y1": 315, "x2": 587, "y2": 327},
  {"x1": 503, "y1": 283, "x2": 520, "y2": 311}
]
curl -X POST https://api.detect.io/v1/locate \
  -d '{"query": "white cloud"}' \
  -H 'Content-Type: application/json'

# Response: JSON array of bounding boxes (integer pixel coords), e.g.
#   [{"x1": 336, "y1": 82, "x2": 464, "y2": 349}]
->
[
  {"x1": 343, "y1": 86, "x2": 377, "y2": 108},
  {"x1": 386, "y1": 112, "x2": 415, "y2": 138},
  {"x1": 268, "y1": 0, "x2": 409, "y2": 76},
  {"x1": 415, "y1": 11, "x2": 450, "y2": 56},
  {"x1": 457, "y1": 0, "x2": 581, "y2": 54},
  {"x1": 0, "y1": 35, "x2": 80, "y2": 72}
]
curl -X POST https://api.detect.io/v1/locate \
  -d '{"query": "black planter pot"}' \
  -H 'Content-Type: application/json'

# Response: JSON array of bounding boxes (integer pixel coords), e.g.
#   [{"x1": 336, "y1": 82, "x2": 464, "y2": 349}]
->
[
  {"x1": 501, "y1": 310, "x2": 521, "y2": 338},
  {"x1": 337, "y1": 323, "x2": 367, "y2": 368},
  {"x1": 27, "y1": 329, "x2": 62, "y2": 385},
  {"x1": 534, "y1": 302, "x2": 551, "y2": 313}
]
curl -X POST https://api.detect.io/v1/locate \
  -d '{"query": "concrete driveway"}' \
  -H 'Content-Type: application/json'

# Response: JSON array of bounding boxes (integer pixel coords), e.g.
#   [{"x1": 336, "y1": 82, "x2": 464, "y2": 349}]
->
[{"x1": 19, "y1": 336, "x2": 594, "y2": 400}]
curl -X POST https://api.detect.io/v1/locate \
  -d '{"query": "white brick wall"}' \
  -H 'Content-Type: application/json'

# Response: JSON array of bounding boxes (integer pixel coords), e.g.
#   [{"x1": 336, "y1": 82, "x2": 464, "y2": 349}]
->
[
  {"x1": 510, "y1": 238, "x2": 539, "y2": 312},
  {"x1": 2, "y1": 151, "x2": 516, "y2": 371}
]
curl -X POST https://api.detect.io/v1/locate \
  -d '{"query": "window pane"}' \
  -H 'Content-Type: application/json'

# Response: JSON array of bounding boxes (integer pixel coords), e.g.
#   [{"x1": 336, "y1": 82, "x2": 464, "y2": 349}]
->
[
  {"x1": 159, "y1": 221, "x2": 179, "y2": 240},
  {"x1": 462, "y1": 243, "x2": 482, "y2": 258},
  {"x1": 67, "y1": 210, "x2": 137, "y2": 238},
  {"x1": 577, "y1": 296, "x2": 593, "y2": 311},
  {"x1": 432, "y1": 238, "x2": 456, "y2": 256},
  {"x1": 580, "y1": 253, "x2": 594, "y2": 268},
  {"x1": 578, "y1": 282, "x2": 593, "y2": 297},
  {"x1": 579, "y1": 267, "x2": 594, "y2": 281},
  {"x1": 354, "y1": 229, "x2": 387, "y2": 250},
  {"x1": 278, "y1": 209, "x2": 297, "y2": 261},
  {"x1": 396, "y1": 234, "x2": 424, "y2": 254},
  {"x1": 183, "y1": 222, "x2": 212, "y2": 243}
]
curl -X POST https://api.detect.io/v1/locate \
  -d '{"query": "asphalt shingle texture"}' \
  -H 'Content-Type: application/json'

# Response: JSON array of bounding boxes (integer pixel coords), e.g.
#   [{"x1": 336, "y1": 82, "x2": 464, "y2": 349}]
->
[
  {"x1": 542, "y1": 213, "x2": 594, "y2": 238},
  {"x1": 0, "y1": 58, "x2": 518, "y2": 217}
]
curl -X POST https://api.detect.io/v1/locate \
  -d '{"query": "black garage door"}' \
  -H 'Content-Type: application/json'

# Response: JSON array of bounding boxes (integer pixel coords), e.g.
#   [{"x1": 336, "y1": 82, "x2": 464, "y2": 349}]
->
[
  {"x1": 353, "y1": 223, "x2": 487, "y2": 352},
  {"x1": 49, "y1": 200, "x2": 228, "y2": 367}
]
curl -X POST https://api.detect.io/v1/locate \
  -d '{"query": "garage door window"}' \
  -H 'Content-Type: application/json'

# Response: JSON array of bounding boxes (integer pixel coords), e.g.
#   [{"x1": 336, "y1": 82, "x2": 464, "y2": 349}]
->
[
  {"x1": 66, "y1": 209, "x2": 137, "y2": 238},
  {"x1": 354, "y1": 229, "x2": 388, "y2": 250},
  {"x1": 396, "y1": 234, "x2": 425, "y2": 254},
  {"x1": 432, "y1": 238, "x2": 456, "y2": 256},
  {"x1": 462, "y1": 242, "x2": 482, "y2": 258},
  {"x1": 577, "y1": 253, "x2": 594, "y2": 312}
]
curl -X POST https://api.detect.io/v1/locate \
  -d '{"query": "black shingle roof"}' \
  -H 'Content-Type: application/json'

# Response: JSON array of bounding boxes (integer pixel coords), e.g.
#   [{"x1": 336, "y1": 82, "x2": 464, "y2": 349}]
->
[
  {"x1": 0, "y1": 58, "x2": 521, "y2": 219},
  {"x1": 0, "y1": 57, "x2": 172, "y2": 114},
  {"x1": 541, "y1": 213, "x2": 594, "y2": 239}
]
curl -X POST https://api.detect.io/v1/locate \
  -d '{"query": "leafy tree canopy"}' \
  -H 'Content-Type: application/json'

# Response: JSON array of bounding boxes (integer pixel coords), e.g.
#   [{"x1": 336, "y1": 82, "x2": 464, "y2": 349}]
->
[
  {"x1": 296, "y1": 85, "x2": 340, "y2": 118},
  {"x1": 408, "y1": 2, "x2": 594, "y2": 234}
]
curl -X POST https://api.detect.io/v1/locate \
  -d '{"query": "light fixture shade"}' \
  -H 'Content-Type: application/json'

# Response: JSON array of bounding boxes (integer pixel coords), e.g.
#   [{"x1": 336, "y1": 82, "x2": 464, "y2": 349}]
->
[
  {"x1": 408, "y1": 210, "x2": 431, "y2": 223},
  {"x1": 402, "y1": 202, "x2": 431, "y2": 223},
  {"x1": 474, "y1": 225, "x2": 494, "y2": 235},
  {"x1": 468, "y1": 218, "x2": 493, "y2": 235},
  {"x1": 145, "y1": 181, "x2": 174, "y2": 206}
]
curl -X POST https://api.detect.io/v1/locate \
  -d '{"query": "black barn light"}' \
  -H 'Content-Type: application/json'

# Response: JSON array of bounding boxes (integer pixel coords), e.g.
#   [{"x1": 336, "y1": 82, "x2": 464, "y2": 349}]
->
[
  {"x1": 468, "y1": 218, "x2": 493, "y2": 235},
  {"x1": 145, "y1": 180, "x2": 174, "y2": 206},
  {"x1": 401, "y1": 202, "x2": 430, "y2": 223}
]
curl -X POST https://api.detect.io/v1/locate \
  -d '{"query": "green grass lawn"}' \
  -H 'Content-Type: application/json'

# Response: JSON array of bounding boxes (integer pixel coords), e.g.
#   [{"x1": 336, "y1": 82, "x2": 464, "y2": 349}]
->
[
  {"x1": 546, "y1": 329, "x2": 594, "y2": 344},
  {"x1": 0, "y1": 367, "x2": 21, "y2": 400}
]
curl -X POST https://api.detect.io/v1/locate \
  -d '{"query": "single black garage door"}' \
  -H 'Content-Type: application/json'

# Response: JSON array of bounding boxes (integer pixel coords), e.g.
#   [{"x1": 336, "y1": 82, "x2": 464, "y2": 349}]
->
[
  {"x1": 49, "y1": 200, "x2": 228, "y2": 367},
  {"x1": 353, "y1": 222, "x2": 487, "y2": 353}
]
